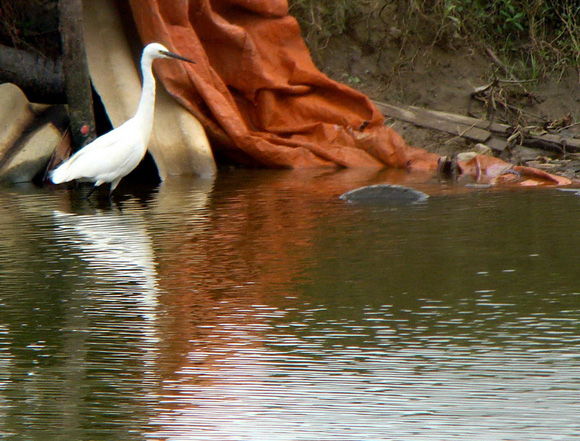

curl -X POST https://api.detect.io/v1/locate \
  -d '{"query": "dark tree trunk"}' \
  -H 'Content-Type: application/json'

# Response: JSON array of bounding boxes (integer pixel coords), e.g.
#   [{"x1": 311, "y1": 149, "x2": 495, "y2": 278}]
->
[
  {"x1": 0, "y1": 44, "x2": 65, "y2": 103},
  {"x1": 59, "y1": 0, "x2": 96, "y2": 148}
]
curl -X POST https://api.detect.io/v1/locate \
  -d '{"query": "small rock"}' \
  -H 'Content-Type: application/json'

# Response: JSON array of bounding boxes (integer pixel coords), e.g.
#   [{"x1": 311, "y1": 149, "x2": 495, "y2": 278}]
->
[
  {"x1": 473, "y1": 143, "x2": 492, "y2": 155},
  {"x1": 457, "y1": 151, "x2": 478, "y2": 162},
  {"x1": 457, "y1": 143, "x2": 493, "y2": 162}
]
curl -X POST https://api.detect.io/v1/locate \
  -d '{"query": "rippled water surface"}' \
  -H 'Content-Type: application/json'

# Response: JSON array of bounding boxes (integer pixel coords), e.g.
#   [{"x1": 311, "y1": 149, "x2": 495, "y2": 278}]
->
[{"x1": 1, "y1": 169, "x2": 580, "y2": 440}]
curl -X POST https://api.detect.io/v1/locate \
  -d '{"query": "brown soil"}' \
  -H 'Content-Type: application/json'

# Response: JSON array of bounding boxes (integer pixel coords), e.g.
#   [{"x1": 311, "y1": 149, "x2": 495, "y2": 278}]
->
[{"x1": 312, "y1": 11, "x2": 580, "y2": 179}]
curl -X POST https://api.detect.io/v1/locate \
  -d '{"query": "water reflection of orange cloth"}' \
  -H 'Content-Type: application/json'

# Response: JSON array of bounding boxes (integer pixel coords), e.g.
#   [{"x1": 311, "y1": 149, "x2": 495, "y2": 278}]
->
[{"x1": 128, "y1": 0, "x2": 570, "y2": 186}]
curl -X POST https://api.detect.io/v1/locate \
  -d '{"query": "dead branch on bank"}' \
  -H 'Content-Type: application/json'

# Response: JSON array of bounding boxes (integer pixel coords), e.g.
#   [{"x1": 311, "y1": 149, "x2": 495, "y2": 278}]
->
[{"x1": 374, "y1": 101, "x2": 580, "y2": 155}]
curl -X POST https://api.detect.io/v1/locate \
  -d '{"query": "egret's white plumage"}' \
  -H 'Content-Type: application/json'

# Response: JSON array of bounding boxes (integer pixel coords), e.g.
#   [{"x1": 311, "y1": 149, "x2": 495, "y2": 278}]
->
[{"x1": 51, "y1": 42, "x2": 195, "y2": 196}]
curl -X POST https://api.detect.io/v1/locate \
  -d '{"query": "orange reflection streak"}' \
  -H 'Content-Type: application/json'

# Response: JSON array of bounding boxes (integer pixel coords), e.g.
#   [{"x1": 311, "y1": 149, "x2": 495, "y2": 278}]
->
[{"x1": 149, "y1": 169, "x2": 440, "y2": 421}]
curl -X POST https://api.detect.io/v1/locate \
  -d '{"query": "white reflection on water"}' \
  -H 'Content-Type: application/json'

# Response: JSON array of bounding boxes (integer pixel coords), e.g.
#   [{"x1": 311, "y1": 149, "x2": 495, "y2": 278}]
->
[
  {"x1": 51, "y1": 205, "x2": 162, "y2": 407},
  {"x1": 52, "y1": 207, "x2": 159, "y2": 297},
  {"x1": 146, "y1": 300, "x2": 580, "y2": 441}
]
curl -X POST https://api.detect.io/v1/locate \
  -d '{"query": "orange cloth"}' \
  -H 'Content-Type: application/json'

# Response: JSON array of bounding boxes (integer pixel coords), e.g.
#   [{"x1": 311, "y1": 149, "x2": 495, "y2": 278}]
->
[
  {"x1": 128, "y1": 0, "x2": 571, "y2": 185},
  {"x1": 128, "y1": 0, "x2": 439, "y2": 169}
]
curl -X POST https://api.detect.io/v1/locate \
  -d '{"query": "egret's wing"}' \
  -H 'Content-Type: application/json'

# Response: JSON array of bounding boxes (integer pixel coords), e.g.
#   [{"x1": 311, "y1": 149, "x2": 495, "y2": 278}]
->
[
  {"x1": 51, "y1": 120, "x2": 144, "y2": 184},
  {"x1": 89, "y1": 139, "x2": 146, "y2": 184}
]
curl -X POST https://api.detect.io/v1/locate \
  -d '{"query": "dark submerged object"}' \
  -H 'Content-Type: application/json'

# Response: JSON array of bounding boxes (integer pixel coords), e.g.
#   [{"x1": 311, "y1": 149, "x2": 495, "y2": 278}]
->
[{"x1": 340, "y1": 184, "x2": 429, "y2": 204}]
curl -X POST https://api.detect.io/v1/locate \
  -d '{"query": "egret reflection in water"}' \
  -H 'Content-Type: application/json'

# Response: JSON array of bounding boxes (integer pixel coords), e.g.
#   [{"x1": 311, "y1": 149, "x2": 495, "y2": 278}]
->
[
  {"x1": 52, "y1": 207, "x2": 159, "y2": 295},
  {"x1": 50, "y1": 204, "x2": 163, "y2": 436}
]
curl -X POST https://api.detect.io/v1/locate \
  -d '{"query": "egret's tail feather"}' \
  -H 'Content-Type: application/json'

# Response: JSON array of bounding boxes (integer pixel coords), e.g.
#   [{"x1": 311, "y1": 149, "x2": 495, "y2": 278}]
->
[{"x1": 50, "y1": 162, "x2": 72, "y2": 184}]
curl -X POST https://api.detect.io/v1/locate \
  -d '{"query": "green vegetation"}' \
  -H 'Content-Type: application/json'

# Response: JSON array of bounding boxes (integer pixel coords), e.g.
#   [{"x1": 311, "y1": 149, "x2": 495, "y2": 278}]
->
[
  {"x1": 289, "y1": 0, "x2": 580, "y2": 76},
  {"x1": 288, "y1": 0, "x2": 360, "y2": 59},
  {"x1": 3, "y1": 0, "x2": 579, "y2": 81},
  {"x1": 439, "y1": 0, "x2": 580, "y2": 71}
]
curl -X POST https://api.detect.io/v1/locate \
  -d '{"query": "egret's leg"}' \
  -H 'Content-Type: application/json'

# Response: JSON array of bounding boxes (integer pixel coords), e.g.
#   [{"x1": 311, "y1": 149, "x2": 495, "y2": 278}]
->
[
  {"x1": 86, "y1": 185, "x2": 98, "y2": 199},
  {"x1": 109, "y1": 179, "x2": 122, "y2": 198}
]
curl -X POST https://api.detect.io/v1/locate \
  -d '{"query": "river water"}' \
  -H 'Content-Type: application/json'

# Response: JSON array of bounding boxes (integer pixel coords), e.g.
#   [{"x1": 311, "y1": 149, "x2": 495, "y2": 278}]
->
[{"x1": 1, "y1": 169, "x2": 579, "y2": 440}]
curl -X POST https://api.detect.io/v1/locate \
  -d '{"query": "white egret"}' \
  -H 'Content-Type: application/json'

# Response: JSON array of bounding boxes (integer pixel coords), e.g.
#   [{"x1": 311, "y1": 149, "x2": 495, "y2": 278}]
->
[{"x1": 50, "y1": 42, "x2": 195, "y2": 198}]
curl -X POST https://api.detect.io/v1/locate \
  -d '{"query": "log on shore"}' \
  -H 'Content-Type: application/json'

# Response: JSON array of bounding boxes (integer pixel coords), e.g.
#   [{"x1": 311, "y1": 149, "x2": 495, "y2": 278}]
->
[{"x1": 374, "y1": 101, "x2": 580, "y2": 154}]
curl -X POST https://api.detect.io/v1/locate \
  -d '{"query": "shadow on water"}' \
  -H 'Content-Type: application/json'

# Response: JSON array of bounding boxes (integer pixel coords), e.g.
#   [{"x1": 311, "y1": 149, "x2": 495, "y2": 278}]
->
[{"x1": 0, "y1": 170, "x2": 580, "y2": 440}]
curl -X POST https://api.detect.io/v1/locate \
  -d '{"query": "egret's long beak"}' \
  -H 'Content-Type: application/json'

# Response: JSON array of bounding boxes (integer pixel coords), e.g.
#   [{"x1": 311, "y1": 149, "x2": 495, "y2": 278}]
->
[{"x1": 162, "y1": 50, "x2": 196, "y2": 64}]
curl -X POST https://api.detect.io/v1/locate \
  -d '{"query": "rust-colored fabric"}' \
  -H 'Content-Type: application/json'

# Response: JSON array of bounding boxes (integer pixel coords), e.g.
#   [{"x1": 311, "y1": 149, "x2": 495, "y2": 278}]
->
[
  {"x1": 128, "y1": 0, "x2": 571, "y2": 185},
  {"x1": 128, "y1": 0, "x2": 440, "y2": 169}
]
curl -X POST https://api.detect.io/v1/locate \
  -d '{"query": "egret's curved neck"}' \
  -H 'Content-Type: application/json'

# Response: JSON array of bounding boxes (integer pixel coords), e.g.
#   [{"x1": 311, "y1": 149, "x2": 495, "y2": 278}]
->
[{"x1": 134, "y1": 53, "x2": 157, "y2": 143}]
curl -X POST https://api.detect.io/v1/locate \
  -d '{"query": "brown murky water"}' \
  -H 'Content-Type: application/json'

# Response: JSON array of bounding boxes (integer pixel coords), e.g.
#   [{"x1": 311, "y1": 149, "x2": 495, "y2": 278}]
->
[{"x1": 1, "y1": 169, "x2": 579, "y2": 440}]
